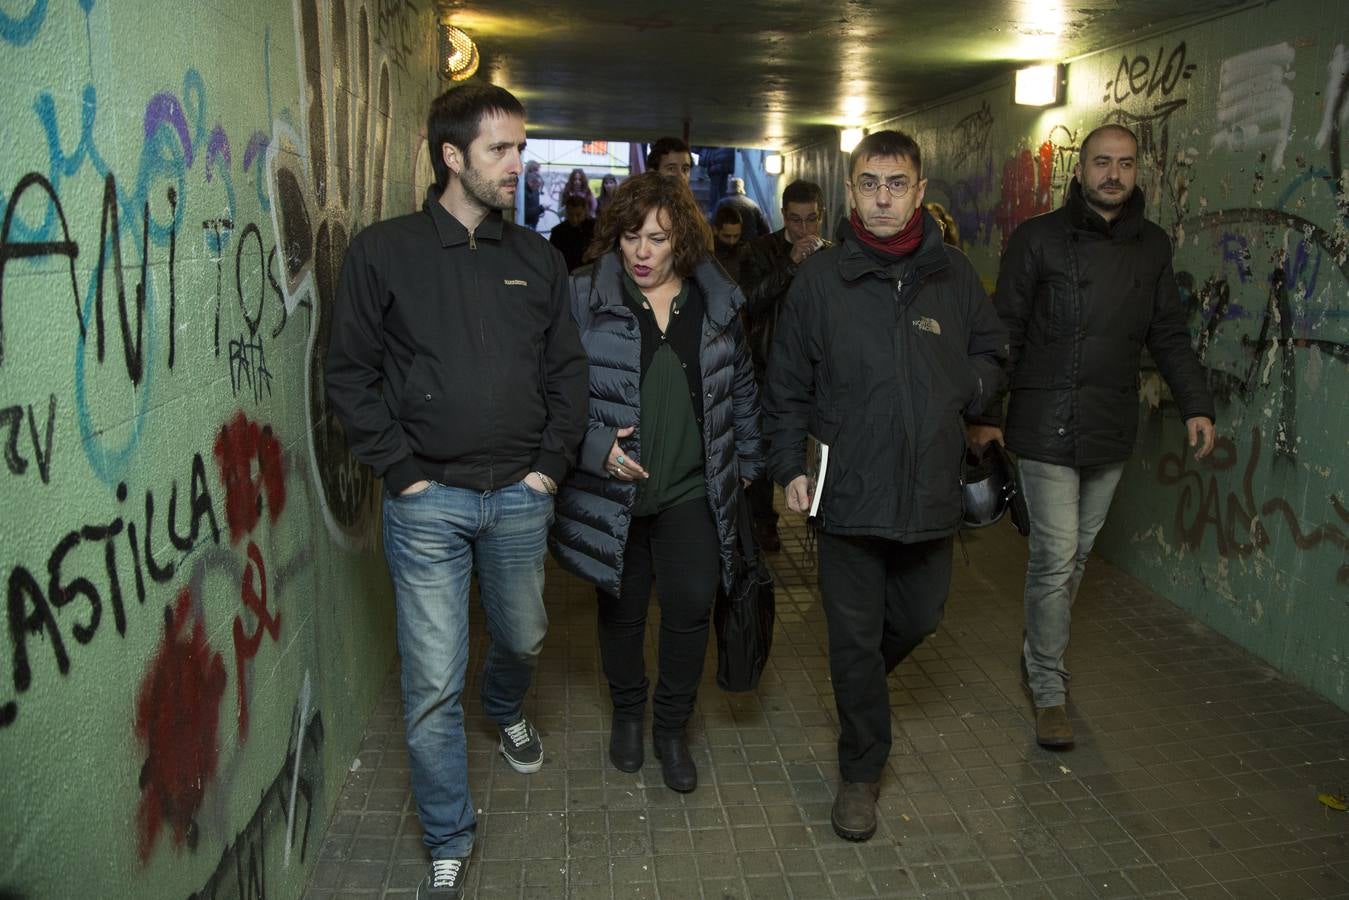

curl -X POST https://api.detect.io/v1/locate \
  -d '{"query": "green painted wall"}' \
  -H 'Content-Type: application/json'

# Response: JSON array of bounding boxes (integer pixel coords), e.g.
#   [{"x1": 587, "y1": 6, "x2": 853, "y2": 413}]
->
[
  {"x1": 786, "y1": 0, "x2": 1349, "y2": 709},
  {"x1": 0, "y1": 1, "x2": 438, "y2": 897}
]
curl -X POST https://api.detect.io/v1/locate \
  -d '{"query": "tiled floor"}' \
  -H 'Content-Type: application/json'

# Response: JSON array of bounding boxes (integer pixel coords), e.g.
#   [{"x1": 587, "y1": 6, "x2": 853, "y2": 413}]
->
[{"x1": 305, "y1": 515, "x2": 1349, "y2": 899}]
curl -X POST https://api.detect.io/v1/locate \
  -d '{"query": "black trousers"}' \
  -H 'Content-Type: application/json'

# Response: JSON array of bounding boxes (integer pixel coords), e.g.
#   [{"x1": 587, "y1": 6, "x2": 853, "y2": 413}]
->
[
  {"x1": 817, "y1": 532, "x2": 953, "y2": 782},
  {"x1": 747, "y1": 473, "x2": 779, "y2": 525},
  {"x1": 597, "y1": 497, "x2": 721, "y2": 735}
]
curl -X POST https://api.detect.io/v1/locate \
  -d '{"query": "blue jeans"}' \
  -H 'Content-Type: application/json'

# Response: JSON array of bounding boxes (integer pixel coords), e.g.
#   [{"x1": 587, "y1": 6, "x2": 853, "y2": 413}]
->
[
  {"x1": 382, "y1": 480, "x2": 553, "y2": 859},
  {"x1": 1018, "y1": 459, "x2": 1125, "y2": 708}
]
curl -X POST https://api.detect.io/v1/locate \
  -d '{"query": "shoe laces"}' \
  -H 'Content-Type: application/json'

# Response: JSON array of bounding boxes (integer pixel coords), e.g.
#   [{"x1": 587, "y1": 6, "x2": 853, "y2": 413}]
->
[
  {"x1": 431, "y1": 858, "x2": 462, "y2": 887},
  {"x1": 502, "y1": 719, "x2": 533, "y2": 748}
]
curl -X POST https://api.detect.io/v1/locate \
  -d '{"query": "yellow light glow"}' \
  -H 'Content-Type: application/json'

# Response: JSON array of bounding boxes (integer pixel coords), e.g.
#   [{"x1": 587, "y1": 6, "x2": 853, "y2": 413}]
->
[
  {"x1": 839, "y1": 128, "x2": 865, "y2": 153},
  {"x1": 764, "y1": 154, "x2": 784, "y2": 176},
  {"x1": 843, "y1": 96, "x2": 867, "y2": 119},
  {"x1": 440, "y1": 25, "x2": 479, "y2": 81},
  {"x1": 1014, "y1": 64, "x2": 1061, "y2": 106}
]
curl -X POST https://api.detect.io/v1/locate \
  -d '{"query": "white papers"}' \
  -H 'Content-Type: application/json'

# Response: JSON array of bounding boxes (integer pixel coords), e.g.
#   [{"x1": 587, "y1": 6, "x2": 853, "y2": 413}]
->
[{"x1": 807, "y1": 437, "x2": 829, "y2": 520}]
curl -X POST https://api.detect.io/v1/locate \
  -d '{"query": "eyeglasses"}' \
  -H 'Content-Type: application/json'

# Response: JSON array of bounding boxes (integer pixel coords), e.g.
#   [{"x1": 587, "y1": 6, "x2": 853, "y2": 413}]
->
[
  {"x1": 851, "y1": 177, "x2": 913, "y2": 198},
  {"x1": 786, "y1": 214, "x2": 820, "y2": 227}
]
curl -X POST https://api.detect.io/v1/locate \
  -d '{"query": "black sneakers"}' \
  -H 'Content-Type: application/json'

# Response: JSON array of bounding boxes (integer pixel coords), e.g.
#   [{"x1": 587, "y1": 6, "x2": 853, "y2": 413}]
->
[
  {"x1": 498, "y1": 716, "x2": 544, "y2": 773},
  {"x1": 418, "y1": 857, "x2": 468, "y2": 898}
]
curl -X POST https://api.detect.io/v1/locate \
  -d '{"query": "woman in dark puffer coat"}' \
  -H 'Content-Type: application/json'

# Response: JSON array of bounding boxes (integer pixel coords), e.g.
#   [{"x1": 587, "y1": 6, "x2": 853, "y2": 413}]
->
[{"x1": 549, "y1": 172, "x2": 762, "y2": 793}]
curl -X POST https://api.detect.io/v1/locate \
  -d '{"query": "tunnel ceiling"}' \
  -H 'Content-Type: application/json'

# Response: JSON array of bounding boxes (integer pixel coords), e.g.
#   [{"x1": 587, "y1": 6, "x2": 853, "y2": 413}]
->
[{"x1": 436, "y1": 0, "x2": 1252, "y2": 150}]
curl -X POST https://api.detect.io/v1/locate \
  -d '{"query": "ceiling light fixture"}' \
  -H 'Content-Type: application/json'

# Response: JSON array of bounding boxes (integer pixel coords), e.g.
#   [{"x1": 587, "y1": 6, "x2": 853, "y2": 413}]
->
[
  {"x1": 440, "y1": 24, "x2": 480, "y2": 81},
  {"x1": 1013, "y1": 63, "x2": 1064, "y2": 106},
  {"x1": 764, "y1": 154, "x2": 784, "y2": 176},
  {"x1": 839, "y1": 127, "x2": 865, "y2": 153}
]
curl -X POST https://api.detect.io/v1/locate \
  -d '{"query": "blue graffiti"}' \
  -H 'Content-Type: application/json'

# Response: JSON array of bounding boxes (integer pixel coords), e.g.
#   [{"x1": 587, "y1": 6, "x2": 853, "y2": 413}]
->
[
  {"x1": 0, "y1": 0, "x2": 49, "y2": 46},
  {"x1": 0, "y1": 61, "x2": 271, "y2": 484}
]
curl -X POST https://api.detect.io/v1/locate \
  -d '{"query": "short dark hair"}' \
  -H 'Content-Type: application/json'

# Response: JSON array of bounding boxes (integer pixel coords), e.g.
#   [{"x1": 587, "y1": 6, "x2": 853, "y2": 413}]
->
[
  {"x1": 564, "y1": 194, "x2": 587, "y2": 210},
  {"x1": 426, "y1": 82, "x2": 526, "y2": 190},
  {"x1": 646, "y1": 136, "x2": 691, "y2": 171},
  {"x1": 781, "y1": 180, "x2": 824, "y2": 211},
  {"x1": 849, "y1": 130, "x2": 922, "y2": 179},
  {"x1": 586, "y1": 172, "x2": 712, "y2": 277},
  {"x1": 1079, "y1": 123, "x2": 1138, "y2": 160},
  {"x1": 713, "y1": 205, "x2": 743, "y2": 228}
]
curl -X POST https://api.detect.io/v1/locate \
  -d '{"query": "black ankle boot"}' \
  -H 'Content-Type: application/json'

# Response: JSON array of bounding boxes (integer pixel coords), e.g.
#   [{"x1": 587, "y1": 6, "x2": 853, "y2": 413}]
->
[
  {"x1": 652, "y1": 732, "x2": 697, "y2": 792},
  {"x1": 609, "y1": 718, "x2": 643, "y2": 773}
]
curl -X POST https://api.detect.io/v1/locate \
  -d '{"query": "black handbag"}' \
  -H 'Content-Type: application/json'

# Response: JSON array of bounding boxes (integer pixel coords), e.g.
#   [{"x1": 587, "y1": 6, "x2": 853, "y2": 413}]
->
[{"x1": 713, "y1": 485, "x2": 776, "y2": 692}]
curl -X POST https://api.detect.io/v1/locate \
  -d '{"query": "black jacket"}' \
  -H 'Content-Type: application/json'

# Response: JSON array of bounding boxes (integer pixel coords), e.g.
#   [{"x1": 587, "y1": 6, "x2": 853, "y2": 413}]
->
[
  {"x1": 764, "y1": 212, "x2": 1008, "y2": 542},
  {"x1": 326, "y1": 193, "x2": 589, "y2": 495},
  {"x1": 982, "y1": 179, "x2": 1214, "y2": 466},
  {"x1": 549, "y1": 252, "x2": 764, "y2": 596},
  {"x1": 739, "y1": 229, "x2": 831, "y2": 377}
]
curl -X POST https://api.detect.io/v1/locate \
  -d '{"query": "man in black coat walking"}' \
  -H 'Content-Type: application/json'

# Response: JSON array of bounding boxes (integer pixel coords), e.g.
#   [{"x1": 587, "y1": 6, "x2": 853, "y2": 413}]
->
[
  {"x1": 765, "y1": 131, "x2": 1007, "y2": 843},
  {"x1": 967, "y1": 123, "x2": 1216, "y2": 750}
]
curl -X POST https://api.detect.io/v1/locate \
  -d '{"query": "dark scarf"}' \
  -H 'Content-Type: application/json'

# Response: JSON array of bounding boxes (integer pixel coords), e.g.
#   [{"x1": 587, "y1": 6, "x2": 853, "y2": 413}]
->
[{"x1": 848, "y1": 207, "x2": 923, "y2": 259}]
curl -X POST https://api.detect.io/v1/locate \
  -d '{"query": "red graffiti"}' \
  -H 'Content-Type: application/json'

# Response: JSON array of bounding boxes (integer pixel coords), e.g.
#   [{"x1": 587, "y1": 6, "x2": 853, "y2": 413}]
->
[
  {"x1": 213, "y1": 411, "x2": 286, "y2": 545},
  {"x1": 1158, "y1": 427, "x2": 1349, "y2": 584},
  {"x1": 233, "y1": 541, "x2": 280, "y2": 739},
  {"x1": 135, "y1": 587, "x2": 228, "y2": 862},
  {"x1": 995, "y1": 141, "x2": 1055, "y2": 251}
]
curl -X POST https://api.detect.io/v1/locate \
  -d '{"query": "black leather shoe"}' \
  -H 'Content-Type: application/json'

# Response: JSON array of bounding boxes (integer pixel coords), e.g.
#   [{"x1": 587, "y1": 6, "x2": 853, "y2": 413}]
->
[
  {"x1": 652, "y1": 732, "x2": 697, "y2": 792},
  {"x1": 609, "y1": 718, "x2": 643, "y2": 773}
]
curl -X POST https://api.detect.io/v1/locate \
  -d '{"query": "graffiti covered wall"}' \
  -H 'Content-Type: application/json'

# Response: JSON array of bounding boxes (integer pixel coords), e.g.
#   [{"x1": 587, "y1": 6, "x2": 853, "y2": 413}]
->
[
  {"x1": 786, "y1": 0, "x2": 1349, "y2": 708},
  {"x1": 0, "y1": 1, "x2": 436, "y2": 897}
]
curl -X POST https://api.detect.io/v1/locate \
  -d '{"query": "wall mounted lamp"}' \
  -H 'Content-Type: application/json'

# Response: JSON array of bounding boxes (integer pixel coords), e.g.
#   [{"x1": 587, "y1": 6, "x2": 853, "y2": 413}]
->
[
  {"x1": 1013, "y1": 63, "x2": 1065, "y2": 106},
  {"x1": 839, "y1": 127, "x2": 865, "y2": 153},
  {"x1": 764, "y1": 154, "x2": 784, "y2": 176},
  {"x1": 439, "y1": 24, "x2": 480, "y2": 81}
]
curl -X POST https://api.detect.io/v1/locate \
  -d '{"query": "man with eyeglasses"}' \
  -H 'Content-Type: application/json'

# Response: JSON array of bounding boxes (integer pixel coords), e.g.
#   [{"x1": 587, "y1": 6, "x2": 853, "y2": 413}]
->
[
  {"x1": 763, "y1": 131, "x2": 1007, "y2": 843},
  {"x1": 738, "y1": 179, "x2": 829, "y2": 551}
]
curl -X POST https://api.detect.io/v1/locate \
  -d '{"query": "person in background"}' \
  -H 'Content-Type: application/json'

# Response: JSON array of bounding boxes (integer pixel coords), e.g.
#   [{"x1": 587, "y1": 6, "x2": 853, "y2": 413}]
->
[
  {"x1": 523, "y1": 160, "x2": 544, "y2": 231},
  {"x1": 737, "y1": 179, "x2": 829, "y2": 552},
  {"x1": 563, "y1": 167, "x2": 598, "y2": 218},
  {"x1": 716, "y1": 176, "x2": 771, "y2": 242},
  {"x1": 596, "y1": 173, "x2": 620, "y2": 220},
  {"x1": 711, "y1": 205, "x2": 745, "y2": 283},
  {"x1": 763, "y1": 131, "x2": 1007, "y2": 843},
  {"x1": 966, "y1": 123, "x2": 1216, "y2": 750},
  {"x1": 549, "y1": 172, "x2": 762, "y2": 795},
  {"x1": 647, "y1": 136, "x2": 693, "y2": 183},
  {"x1": 326, "y1": 83, "x2": 588, "y2": 898},
  {"x1": 925, "y1": 201, "x2": 961, "y2": 248},
  {"x1": 550, "y1": 194, "x2": 596, "y2": 272}
]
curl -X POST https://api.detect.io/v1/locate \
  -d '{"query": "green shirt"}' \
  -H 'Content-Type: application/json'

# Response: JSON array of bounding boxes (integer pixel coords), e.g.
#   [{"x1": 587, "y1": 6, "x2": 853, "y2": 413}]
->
[{"x1": 621, "y1": 273, "x2": 707, "y2": 517}]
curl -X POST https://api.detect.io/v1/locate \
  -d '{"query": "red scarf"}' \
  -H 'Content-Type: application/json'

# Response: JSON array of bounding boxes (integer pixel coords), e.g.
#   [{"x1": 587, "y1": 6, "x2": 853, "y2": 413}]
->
[{"x1": 849, "y1": 207, "x2": 923, "y2": 258}]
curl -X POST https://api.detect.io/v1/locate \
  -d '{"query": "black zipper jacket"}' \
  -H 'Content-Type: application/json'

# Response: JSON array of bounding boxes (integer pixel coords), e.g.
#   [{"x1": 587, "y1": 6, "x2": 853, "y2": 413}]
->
[
  {"x1": 763, "y1": 212, "x2": 1009, "y2": 541},
  {"x1": 325, "y1": 192, "x2": 589, "y2": 495},
  {"x1": 977, "y1": 179, "x2": 1214, "y2": 466}
]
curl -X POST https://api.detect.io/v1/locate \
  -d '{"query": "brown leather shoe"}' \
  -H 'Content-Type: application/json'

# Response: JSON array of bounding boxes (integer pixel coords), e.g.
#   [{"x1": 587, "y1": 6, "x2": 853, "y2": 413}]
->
[
  {"x1": 1035, "y1": 705, "x2": 1074, "y2": 749},
  {"x1": 831, "y1": 781, "x2": 880, "y2": 841}
]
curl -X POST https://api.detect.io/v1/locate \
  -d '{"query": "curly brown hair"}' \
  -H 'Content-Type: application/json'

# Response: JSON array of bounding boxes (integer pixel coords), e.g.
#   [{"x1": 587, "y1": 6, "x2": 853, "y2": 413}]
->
[{"x1": 584, "y1": 171, "x2": 712, "y2": 277}]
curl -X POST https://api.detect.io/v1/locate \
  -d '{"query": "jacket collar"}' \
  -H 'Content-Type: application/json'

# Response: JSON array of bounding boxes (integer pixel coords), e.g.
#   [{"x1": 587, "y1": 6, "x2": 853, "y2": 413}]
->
[
  {"x1": 1065, "y1": 177, "x2": 1144, "y2": 239},
  {"x1": 588, "y1": 249, "x2": 746, "y2": 331},
  {"x1": 836, "y1": 210, "x2": 949, "y2": 283},
  {"x1": 423, "y1": 184, "x2": 505, "y2": 247}
]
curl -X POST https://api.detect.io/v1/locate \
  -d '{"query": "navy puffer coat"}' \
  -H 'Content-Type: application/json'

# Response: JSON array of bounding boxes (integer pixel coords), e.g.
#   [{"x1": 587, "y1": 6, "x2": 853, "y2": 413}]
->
[{"x1": 549, "y1": 250, "x2": 764, "y2": 597}]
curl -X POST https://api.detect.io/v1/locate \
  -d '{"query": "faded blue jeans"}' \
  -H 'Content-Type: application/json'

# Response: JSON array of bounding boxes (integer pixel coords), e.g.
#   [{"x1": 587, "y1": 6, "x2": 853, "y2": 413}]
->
[
  {"x1": 382, "y1": 480, "x2": 553, "y2": 859},
  {"x1": 1018, "y1": 459, "x2": 1125, "y2": 708}
]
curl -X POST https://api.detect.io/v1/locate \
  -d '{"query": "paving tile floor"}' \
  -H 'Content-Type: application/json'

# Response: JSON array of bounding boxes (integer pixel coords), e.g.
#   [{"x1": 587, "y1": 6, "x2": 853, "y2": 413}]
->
[{"x1": 305, "y1": 515, "x2": 1349, "y2": 899}]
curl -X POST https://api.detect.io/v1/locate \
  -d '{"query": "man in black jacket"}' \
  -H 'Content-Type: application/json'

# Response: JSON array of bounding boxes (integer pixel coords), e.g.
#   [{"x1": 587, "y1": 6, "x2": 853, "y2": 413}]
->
[
  {"x1": 764, "y1": 132, "x2": 1007, "y2": 843},
  {"x1": 739, "y1": 179, "x2": 828, "y2": 550},
  {"x1": 549, "y1": 194, "x2": 595, "y2": 271},
  {"x1": 967, "y1": 124, "x2": 1215, "y2": 750},
  {"x1": 326, "y1": 83, "x2": 588, "y2": 898}
]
